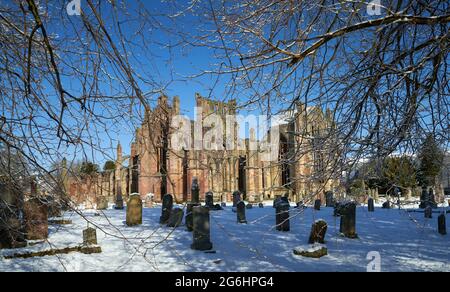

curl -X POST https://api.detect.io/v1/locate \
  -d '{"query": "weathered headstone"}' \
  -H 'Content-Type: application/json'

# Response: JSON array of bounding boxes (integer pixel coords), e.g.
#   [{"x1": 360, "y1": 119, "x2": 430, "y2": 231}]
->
[
  {"x1": 424, "y1": 206, "x2": 432, "y2": 219},
  {"x1": 314, "y1": 199, "x2": 321, "y2": 211},
  {"x1": 276, "y1": 201, "x2": 290, "y2": 232},
  {"x1": 191, "y1": 206, "x2": 213, "y2": 251},
  {"x1": 237, "y1": 201, "x2": 247, "y2": 224},
  {"x1": 144, "y1": 193, "x2": 154, "y2": 208},
  {"x1": 126, "y1": 194, "x2": 142, "y2": 226},
  {"x1": 308, "y1": 220, "x2": 328, "y2": 244},
  {"x1": 167, "y1": 208, "x2": 184, "y2": 228},
  {"x1": 382, "y1": 201, "x2": 391, "y2": 209},
  {"x1": 159, "y1": 194, "x2": 173, "y2": 224},
  {"x1": 213, "y1": 204, "x2": 223, "y2": 211},
  {"x1": 325, "y1": 191, "x2": 334, "y2": 207},
  {"x1": 258, "y1": 203, "x2": 264, "y2": 208},
  {"x1": 0, "y1": 182, "x2": 26, "y2": 249},
  {"x1": 221, "y1": 202, "x2": 226, "y2": 208},
  {"x1": 273, "y1": 197, "x2": 282, "y2": 208},
  {"x1": 191, "y1": 178, "x2": 200, "y2": 204},
  {"x1": 296, "y1": 201, "x2": 305, "y2": 209},
  {"x1": 46, "y1": 195, "x2": 63, "y2": 218},
  {"x1": 186, "y1": 202, "x2": 200, "y2": 232},
  {"x1": 232, "y1": 191, "x2": 241, "y2": 207},
  {"x1": 438, "y1": 214, "x2": 446, "y2": 235},
  {"x1": 246, "y1": 203, "x2": 253, "y2": 209},
  {"x1": 96, "y1": 196, "x2": 108, "y2": 210},
  {"x1": 23, "y1": 198, "x2": 48, "y2": 240},
  {"x1": 333, "y1": 202, "x2": 342, "y2": 216},
  {"x1": 339, "y1": 202, "x2": 357, "y2": 238},
  {"x1": 368, "y1": 198, "x2": 375, "y2": 212},
  {"x1": 83, "y1": 227, "x2": 97, "y2": 245},
  {"x1": 205, "y1": 192, "x2": 214, "y2": 209},
  {"x1": 419, "y1": 187, "x2": 428, "y2": 209},
  {"x1": 114, "y1": 193, "x2": 124, "y2": 210},
  {"x1": 428, "y1": 188, "x2": 438, "y2": 208}
]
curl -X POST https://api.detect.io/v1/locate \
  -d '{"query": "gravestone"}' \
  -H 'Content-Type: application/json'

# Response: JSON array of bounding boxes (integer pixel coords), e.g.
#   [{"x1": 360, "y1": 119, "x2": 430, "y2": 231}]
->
[
  {"x1": 314, "y1": 199, "x2": 321, "y2": 211},
  {"x1": 144, "y1": 193, "x2": 154, "y2": 208},
  {"x1": 428, "y1": 188, "x2": 438, "y2": 209},
  {"x1": 191, "y1": 206, "x2": 213, "y2": 251},
  {"x1": 205, "y1": 192, "x2": 214, "y2": 209},
  {"x1": 213, "y1": 204, "x2": 223, "y2": 211},
  {"x1": 191, "y1": 178, "x2": 200, "y2": 204},
  {"x1": 308, "y1": 219, "x2": 328, "y2": 244},
  {"x1": 114, "y1": 193, "x2": 124, "y2": 210},
  {"x1": 96, "y1": 196, "x2": 108, "y2": 210},
  {"x1": 368, "y1": 198, "x2": 375, "y2": 212},
  {"x1": 221, "y1": 202, "x2": 226, "y2": 208},
  {"x1": 333, "y1": 202, "x2": 342, "y2": 216},
  {"x1": 159, "y1": 194, "x2": 174, "y2": 224},
  {"x1": 0, "y1": 182, "x2": 26, "y2": 249},
  {"x1": 83, "y1": 227, "x2": 97, "y2": 245},
  {"x1": 46, "y1": 195, "x2": 62, "y2": 218},
  {"x1": 186, "y1": 203, "x2": 200, "y2": 232},
  {"x1": 382, "y1": 201, "x2": 391, "y2": 209},
  {"x1": 237, "y1": 201, "x2": 247, "y2": 224},
  {"x1": 259, "y1": 203, "x2": 264, "y2": 208},
  {"x1": 325, "y1": 191, "x2": 334, "y2": 207},
  {"x1": 232, "y1": 191, "x2": 241, "y2": 207},
  {"x1": 424, "y1": 206, "x2": 432, "y2": 219},
  {"x1": 438, "y1": 214, "x2": 446, "y2": 235},
  {"x1": 295, "y1": 201, "x2": 305, "y2": 209},
  {"x1": 246, "y1": 203, "x2": 253, "y2": 209},
  {"x1": 276, "y1": 201, "x2": 290, "y2": 232},
  {"x1": 167, "y1": 208, "x2": 184, "y2": 228},
  {"x1": 339, "y1": 202, "x2": 357, "y2": 238},
  {"x1": 126, "y1": 194, "x2": 142, "y2": 226},
  {"x1": 23, "y1": 198, "x2": 48, "y2": 240},
  {"x1": 419, "y1": 187, "x2": 428, "y2": 209}
]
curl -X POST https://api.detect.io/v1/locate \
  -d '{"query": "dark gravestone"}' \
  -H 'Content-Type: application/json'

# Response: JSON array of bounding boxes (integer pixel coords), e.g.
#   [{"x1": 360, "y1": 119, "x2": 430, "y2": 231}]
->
[
  {"x1": 126, "y1": 195, "x2": 142, "y2": 226},
  {"x1": 325, "y1": 192, "x2": 334, "y2": 207},
  {"x1": 114, "y1": 193, "x2": 124, "y2": 210},
  {"x1": 237, "y1": 201, "x2": 247, "y2": 224},
  {"x1": 191, "y1": 206, "x2": 213, "y2": 251},
  {"x1": 83, "y1": 227, "x2": 97, "y2": 245},
  {"x1": 246, "y1": 204, "x2": 253, "y2": 209},
  {"x1": 159, "y1": 194, "x2": 174, "y2": 224},
  {"x1": 23, "y1": 198, "x2": 48, "y2": 240},
  {"x1": 221, "y1": 202, "x2": 227, "y2": 208},
  {"x1": 191, "y1": 178, "x2": 200, "y2": 204},
  {"x1": 46, "y1": 195, "x2": 62, "y2": 218},
  {"x1": 368, "y1": 198, "x2": 375, "y2": 212},
  {"x1": 276, "y1": 201, "x2": 290, "y2": 232},
  {"x1": 340, "y1": 202, "x2": 357, "y2": 238},
  {"x1": 205, "y1": 192, "x2": 214, "y2": 209},
  {"x1": 186, "y1": 203, "x2": 200, "y2": 232},
  {"x1": 419, "y1": 187, "x2": 428, "y2": 209},
  {"x1": 213, "y1": 204, "x2": 223, "y2": 211},
  {"x1": 295, "y1": 201, "x2": 305, "y2": 209},
  {"x1": 167, "y1": 208, "x2": 184, "y2": 228},
  {"x1": 438, "y1": 214, "x2": 446, "y2": 235},
  {"x1": 333, "y1": 202, "x2": 343, "y2": 216},
  {"x1": 425, "y1": 206, "x2": 433, "y2": 219},
  {"x1": 428, "y1": 188, "x2": 438, "y2": 209},
  {"x1": 258, "y1": 203, "x2": 264, "y2": 208},
  {"x1": 314, "y1": 199, "x2": 321, "y2": 211},
  {"x1": 308, "y1": 220, "x2": 328, "y2": 244},
  {"x1": 382, "y1": 201, "x2": 391, "y2": 209},
  {"x1": 0, "y1": 183, "x2": 26, "y2": 249},
  {"x1": 232, "y1": 191, "x2": 241, "y2": 207}
]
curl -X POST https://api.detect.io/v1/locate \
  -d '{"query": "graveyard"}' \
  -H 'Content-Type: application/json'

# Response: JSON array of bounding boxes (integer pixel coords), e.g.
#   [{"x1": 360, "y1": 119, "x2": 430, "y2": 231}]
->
[{"x1": 1, "y1": 196, "x2": 449, "y2": 272}]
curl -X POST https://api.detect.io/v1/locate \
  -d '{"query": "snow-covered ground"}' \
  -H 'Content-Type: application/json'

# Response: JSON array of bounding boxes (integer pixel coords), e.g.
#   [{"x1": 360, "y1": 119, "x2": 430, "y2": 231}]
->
[{"x1": 1, "y1": 200, "x2": 449, "y2": 272}]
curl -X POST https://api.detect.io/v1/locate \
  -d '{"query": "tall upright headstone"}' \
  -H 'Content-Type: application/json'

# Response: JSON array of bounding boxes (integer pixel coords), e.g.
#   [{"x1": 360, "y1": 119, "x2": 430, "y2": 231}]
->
[
  {"x1": 340, "y1": 202, "x2": 357, "y2": 238},
  {"x1": 114, "y1": 192, "x2": 124, "y2": 210},
  {"x1": 191, "y1": 206, "x2": 213, "y2": 251},
  {"x1": 23, "y1": 198, "x2": 48, "y2": 240},
  {"x1": 419, "y1": 186, "x2": 428, "y2": 209},
  {"x1": 126, "y1": 194, "x2": 142, "y2": 226},
  {"x1": 167, "y1": 208, "x2": 184, "y2": 228},
  {"x1": 83, "y1": 227, "x2": 97, "y2": 245},
  {"x1": 424, "y1": 206, "x2": 432, "y2": 219},
  {"x1": 232, "y1": 191, "x2": 241, "y2": 207},
  {"x1": 325, "y1": 191, "x2": 334, "y2": 207},
  {"x1": 314, "y1": 199, "x2": 321, "y2": 211},
  {"x1": 308, "y1": 220, "x2": 327, "y2": 244},
  {"x1": 205, "y1": 192, "x2": 214, "y2": 209},
  {"x1": 191, "y1": 178, "x2": 200, "y2": 204},
  {"x1": 237, "y1": 201, "x2": 247, "y2": 224},
  {"x1": 428, "y1": 188, "x2": 438, "y2": 208},
  {"x1": 159, "y1": 194, "x2": 174, "y2": 224},
  {"x1": 186, "y1": 202, "x2": 200, "y2": 231},
  {"x1": 276, "y1": 200, "x2": 290, "y2": 232},
  {"x1": 368, "y1": 198, "x2": 375, "y2": 212}
]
